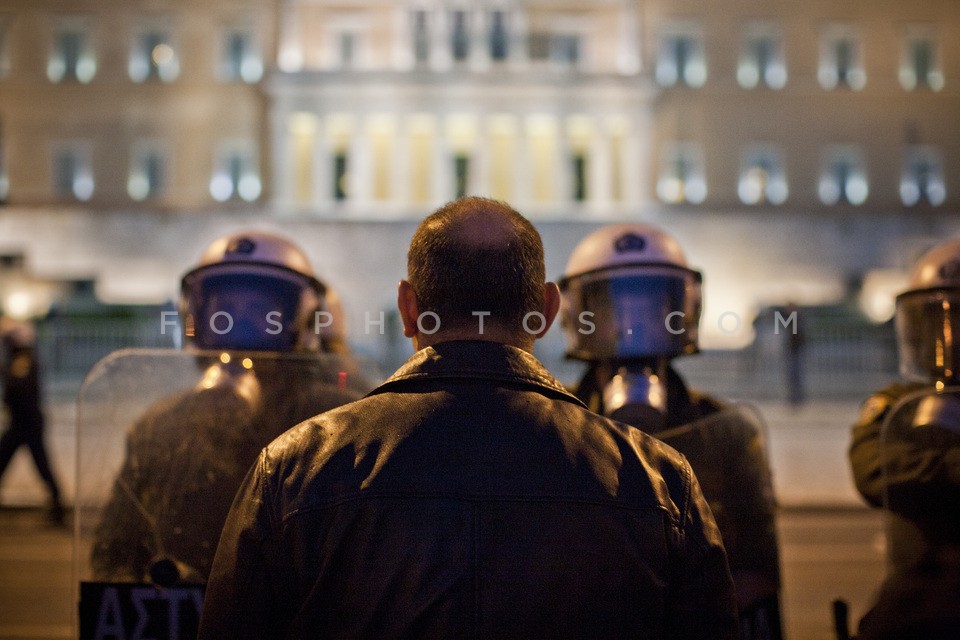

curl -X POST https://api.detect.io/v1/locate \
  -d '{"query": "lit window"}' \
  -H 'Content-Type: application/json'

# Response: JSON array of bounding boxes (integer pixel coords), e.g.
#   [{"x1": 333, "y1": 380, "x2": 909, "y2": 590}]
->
[
  {"x1": 210, "y1": 143, "x2": 260, "y2": 203},
  {"x1": 130, "y1": 24, "x2": 178, "y2": 83},
  {"x1": 48, "y1": 20, "x2": 96, "y2": 83},
  {"x1": 819, "y1": 26, "x2": 865, "y2": 90},
  {"x1": 489, "y1": 10, "x2": 509, "y2": 61},
  {"x1": 819, "y1": 147, "x2": 868, "y2": 205},
  {"x1": 568, "y1": 117, "x2": 593, "y2": 203},
  {"x1": 446, "y1": 115, "x2": 476, "y2": 199},
  {"x1": 657, "y1": 28, "x2": 707, "y2": 88},
  {"x1": 901, "y1": 146, "x2": 945, "y2": 206},
  {"x1": 127, "y1": 143, "x2": 167, "y2": 201},
  {"x1": 411, "y1": 10, "x2": 431, "y2": 65},
  {"x1": 738, "y1": 25, "x2": 785, "y2": 89},
  {"x1": 900, "y1": 28, "x2": 943, "y2": 91},
  {"x1": 657, "y1": 143, "x2": 706, "y2": 204},
  {"x1": 738, "y1": 146, "x2": 788, "y2": 205},
  {"x1": 52, "y1": 144, "x2": 94, "y2": 201},
  {"x1": 219, "y1": 28, "x2": 262, "y2": 83},
  {"x1": 450, "y1": 9, "x2": 470, "y2": 62}
]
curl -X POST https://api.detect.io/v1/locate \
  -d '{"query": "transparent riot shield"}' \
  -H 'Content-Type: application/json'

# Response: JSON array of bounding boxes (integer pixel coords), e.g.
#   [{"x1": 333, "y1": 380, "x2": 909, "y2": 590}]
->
[
  {"x1": 656, "y1": 403, "x2": 784, "y2": 640},
  {"x1": 74, "y1": 348, "x2": 382, "y2": 640},
  {"x1": 879, "y1": 385, "x2": 960, "y2": 572}
]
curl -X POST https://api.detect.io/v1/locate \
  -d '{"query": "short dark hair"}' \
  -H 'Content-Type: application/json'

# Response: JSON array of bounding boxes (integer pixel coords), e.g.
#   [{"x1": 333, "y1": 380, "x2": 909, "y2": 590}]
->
[{"x1": 407, "y1": 197, "x2": 545, "y2": 334}]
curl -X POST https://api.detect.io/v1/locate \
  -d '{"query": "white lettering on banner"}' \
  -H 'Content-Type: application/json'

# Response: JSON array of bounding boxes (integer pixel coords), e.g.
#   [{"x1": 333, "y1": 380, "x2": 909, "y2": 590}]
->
[{"x1": 93, "y1": 587, "x2": 125, "y2": 640}]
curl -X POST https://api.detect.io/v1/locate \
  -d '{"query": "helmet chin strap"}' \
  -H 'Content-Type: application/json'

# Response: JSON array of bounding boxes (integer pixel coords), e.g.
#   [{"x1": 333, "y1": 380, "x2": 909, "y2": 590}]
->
[{"x1": 600, "y1": 359, "x2": 670, "y2": 431}]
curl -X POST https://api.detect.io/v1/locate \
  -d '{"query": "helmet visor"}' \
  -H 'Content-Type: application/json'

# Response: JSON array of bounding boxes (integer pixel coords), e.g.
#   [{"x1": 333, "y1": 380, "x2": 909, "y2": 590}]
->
[
  {"x1": 896, "y1": 288, "x2": 960, "y2": 382},
  {"x1": 184, "y1": 270, "x2": 308, "y2": 351},
  {"x1": 562, "y1": 266, "x2": 701, "y2": 361}
]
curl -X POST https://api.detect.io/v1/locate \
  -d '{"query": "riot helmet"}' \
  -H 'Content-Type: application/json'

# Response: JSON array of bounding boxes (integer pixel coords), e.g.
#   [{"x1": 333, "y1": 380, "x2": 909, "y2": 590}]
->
[
  {"x1": 179, "y1": 231, "x2": 327, "y2": 352},
  {"x1": 895, "y1": 239, "x2": 960, "y2": 383},
  {"x1": 559, "y1": 223, "x2": 702, "y2": 362}
]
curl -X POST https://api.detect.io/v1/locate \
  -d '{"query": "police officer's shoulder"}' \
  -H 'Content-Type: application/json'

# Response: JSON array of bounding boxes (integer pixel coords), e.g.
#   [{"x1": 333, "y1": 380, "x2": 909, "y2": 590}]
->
[
  {"x1": 688, "y1": 387, "x2": 726, "y2": 417},
  {"x1": 854, "y1": 382, "x2": 926, "y2": 428}
]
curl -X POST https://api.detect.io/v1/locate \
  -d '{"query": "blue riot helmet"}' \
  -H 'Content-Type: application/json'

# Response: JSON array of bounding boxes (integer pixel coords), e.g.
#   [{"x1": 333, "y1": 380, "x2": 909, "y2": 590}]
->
[
  {"x1": 559, "y1": 223, "x2": 703, "y2": 362},
  {"x1": 896, "y1": 239, "x2": 960, "y2": 385},
  {"x1": 179, "y1": 231, "x2": 327, "y2": 352}
]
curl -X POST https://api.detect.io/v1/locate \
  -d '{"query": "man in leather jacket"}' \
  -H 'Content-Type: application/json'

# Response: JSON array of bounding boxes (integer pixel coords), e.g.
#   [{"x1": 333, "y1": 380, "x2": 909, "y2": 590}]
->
[{"x1": 200, "y1": 197, "x2": 739, "y2": 639}]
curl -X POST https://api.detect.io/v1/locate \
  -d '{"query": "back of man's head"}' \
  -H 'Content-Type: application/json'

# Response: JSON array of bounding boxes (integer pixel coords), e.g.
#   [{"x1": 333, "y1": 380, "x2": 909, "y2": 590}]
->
[{"x1": 407, "y1": 197, "x2": 545, "y2": 339}]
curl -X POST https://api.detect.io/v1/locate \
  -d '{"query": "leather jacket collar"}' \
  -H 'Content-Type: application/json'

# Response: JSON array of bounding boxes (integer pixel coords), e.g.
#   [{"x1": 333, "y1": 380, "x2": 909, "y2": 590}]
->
[{"x1": 369, "y1": 340, "x2": 587, "y2": 408}]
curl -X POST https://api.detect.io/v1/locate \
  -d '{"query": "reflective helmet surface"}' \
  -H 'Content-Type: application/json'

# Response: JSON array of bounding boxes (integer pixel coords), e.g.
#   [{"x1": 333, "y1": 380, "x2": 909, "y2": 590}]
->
[
  {"x1": 180, "y1": 231, "x2": 327, "y2": 352},
  {"x1": 895, "y1": 239, "x2": 960, "y2": 383},
  {"x1": 559, "y1": 223, "x2": 702, "y2": 361}
]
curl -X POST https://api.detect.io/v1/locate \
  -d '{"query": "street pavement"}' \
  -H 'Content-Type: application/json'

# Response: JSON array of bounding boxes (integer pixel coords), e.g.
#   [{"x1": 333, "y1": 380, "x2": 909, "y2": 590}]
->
[{"x1": 0, "y1": 391, "x2": 886, "y2": 639}]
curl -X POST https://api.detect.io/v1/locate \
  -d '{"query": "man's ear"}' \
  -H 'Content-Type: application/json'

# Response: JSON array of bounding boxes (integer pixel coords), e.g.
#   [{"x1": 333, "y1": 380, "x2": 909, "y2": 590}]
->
[
  {"x1": 397, "y1": 280, "x2": 420, "y2": 338},
  {"x1": 534, "y1": 282, "x2": 561, "y2": 339}
]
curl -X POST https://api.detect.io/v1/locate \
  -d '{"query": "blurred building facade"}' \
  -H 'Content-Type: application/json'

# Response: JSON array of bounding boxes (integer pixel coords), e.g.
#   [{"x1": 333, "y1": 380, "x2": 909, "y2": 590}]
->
[
  {"x1": 0, "y1": 0, "x2": 957, "y2": 393},
  {"x1": 1, "y1": 0, "x2": 957, "y2": 215}
]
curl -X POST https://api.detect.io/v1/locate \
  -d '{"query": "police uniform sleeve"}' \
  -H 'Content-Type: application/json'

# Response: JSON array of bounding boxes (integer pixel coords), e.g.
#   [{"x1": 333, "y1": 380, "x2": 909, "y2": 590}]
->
[{"x1": 199, "y1": 450, "x2": 289, "y2": 640}]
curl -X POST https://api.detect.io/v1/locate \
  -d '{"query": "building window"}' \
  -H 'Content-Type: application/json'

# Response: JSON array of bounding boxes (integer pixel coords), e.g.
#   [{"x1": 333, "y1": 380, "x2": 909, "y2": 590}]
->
[
  {"x1": 656, "y1": 28, "x2": 707, "y2": 88},
  {"x1": 52, "y1": 144, "x2": 94, "y2": 201},
  {"x1": 411, "y1": 9, "x2": 431, "y2": 65},
  {"x1": 333, "y1": 153, "x2": 348, "y2": 200},
  {"x1": 0, "y1": 15, "x2": 10, "y2": 79},
  {"x1": 128, "y1": 143, "x2": 167, "y2": 201},
  {"x1": 130, "y1": 23, "x2": 178, "y2": 83},
  {"x1": 528, "y1": 31, "x2": 581, "y2": 69},
  {"x1": 488, "y1": 115, "x2": 516, "y2": 201},
  {"x1": 657, "y1": 143, "x2": 706, "y2": 204},
  {"x1": 48, "y1": 20, "x2": 96, "y2": 83},
  {"x1": 819, "y1": 26, "x2": 865, "y2": 90},
  {"x1": 453, "y1": 155, "x2": 469, "y2": 198},
  {"x1": 567, "y1": 116, "x2": 592, "y2": 203},
  {"x1": 489, "y1": 10, "x2": 509, "y2": 62},
  {"x1": 901, "y1": 146, "x2": 945, "y2": 206},
  {"x1": 819, "y1": 146, "x2": 868, "y2": 205},
  {"x1": 738, "y1": 146, "x2": 788, "y2": 204},
  {"x1": 900, "y1": 28, "x2": 943, "y2": 91},
  {"x1": 450, "y1": 9, "x2": 471, "y2": 62},
  {"x1": 738, "y1": 25, "x2": 785, "y2": 89},
  {"x1": 219, "y1": 28, "x2": 262, "y2": 83},
  {"x1": 210, "y1": 143, "x2": 260, "y2": 202}
]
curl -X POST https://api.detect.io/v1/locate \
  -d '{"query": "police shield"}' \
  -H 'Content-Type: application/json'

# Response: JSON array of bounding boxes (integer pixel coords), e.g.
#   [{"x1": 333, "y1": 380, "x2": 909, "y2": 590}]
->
[
  {"x1": 878, "y1": 385, "x2": 960, "y2": 570},
  {"x1": 74, "y1": 348, "x2": 380, "y2": 640},
  {"x1": 656, "y1": 404, "x2": 784, "y2": 640}
]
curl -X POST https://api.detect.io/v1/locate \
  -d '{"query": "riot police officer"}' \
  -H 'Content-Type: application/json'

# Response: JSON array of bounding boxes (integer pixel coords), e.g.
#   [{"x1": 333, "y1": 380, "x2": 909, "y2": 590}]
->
[
  {"x1": 849, "y1": 239, "x2": 960, "y2": 639},
  {"x1": 90, "y1": 230, "x2": 372, "y2": 584},
  {"x1": 559, "y1": 223, "x2": 783, "y2": 640}
]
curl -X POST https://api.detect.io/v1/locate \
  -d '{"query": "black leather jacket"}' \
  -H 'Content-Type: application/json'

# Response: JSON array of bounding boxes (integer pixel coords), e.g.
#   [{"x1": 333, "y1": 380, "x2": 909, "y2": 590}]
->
[{"x1": 200, "y1": 341, "x2": 739, "y2": 639}]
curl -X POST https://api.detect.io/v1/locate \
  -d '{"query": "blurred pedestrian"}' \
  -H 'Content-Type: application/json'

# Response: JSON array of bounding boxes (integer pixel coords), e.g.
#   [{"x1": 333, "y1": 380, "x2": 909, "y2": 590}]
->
[{"x1": 0, "y1": 314, "x2": 64, "y2": 525}]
